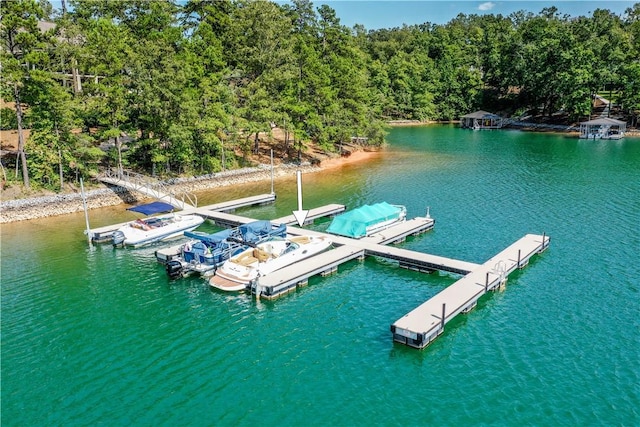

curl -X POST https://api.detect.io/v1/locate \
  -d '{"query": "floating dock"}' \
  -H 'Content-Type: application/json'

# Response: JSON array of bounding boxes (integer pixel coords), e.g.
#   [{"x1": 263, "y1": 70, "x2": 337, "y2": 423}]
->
[
  {"x1": 390, "y1": 233, "x2": 550, "y2": 349},
  {"x1": 180, "y1": 194, "x2": 277, "y2": 217},
  {"x1": 247, "y1": 212, "x2": 549, "y2": 350},
  {"x1": 101, "y1": 191, "x2": 549, "y2": 350}
]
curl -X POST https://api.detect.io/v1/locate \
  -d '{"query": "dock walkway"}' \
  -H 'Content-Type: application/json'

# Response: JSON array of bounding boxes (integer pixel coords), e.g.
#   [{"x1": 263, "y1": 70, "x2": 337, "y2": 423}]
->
[
  {"x1": 255, "y1": 245, "x2": 366, "y2": 298},
  {"x1": 285, "y1": 218, "x2": 471, "y2": 275},
  {"x1": 391, "y1": 233, "x2": 550, "y2": 349}
]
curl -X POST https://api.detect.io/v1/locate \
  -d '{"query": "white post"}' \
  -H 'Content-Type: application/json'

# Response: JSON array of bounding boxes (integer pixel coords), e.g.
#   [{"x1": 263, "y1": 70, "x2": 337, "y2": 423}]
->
[
  {"x1": 270, "y1": 149, "x2": 274, "y2": 195},
  {"x1": 80, "y1": 178, "x2": 92, "y2": 245}
]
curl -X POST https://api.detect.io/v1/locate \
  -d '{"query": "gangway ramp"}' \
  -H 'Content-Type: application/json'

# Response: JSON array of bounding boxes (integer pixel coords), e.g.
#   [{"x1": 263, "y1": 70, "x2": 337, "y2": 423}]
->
[{"x1": 99, "y1": 172, "x2": 195, "y2": 210}]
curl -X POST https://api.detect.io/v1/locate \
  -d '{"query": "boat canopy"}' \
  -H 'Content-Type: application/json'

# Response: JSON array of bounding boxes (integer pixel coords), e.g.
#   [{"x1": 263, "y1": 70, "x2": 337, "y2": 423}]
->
[
  {"x1": 326, "y1": 202, "x2": 402, "y2": 238},
  {"x1": 127, "y1": 201, "x2": 175, "y2": 215}
]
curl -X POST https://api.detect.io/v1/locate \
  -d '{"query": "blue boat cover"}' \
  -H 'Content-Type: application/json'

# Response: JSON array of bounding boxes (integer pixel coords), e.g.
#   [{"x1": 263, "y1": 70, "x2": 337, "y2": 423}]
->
[
  {"x1": 240, "y1": 220, "x2": 285, "y2": 242},
  {"x1": 184, "y1": 228, "x2": 233, "y2": 244},
  {"x1": 183, "y1": 220, "x2": 286, "y2": 245},
  {"x1": 127, "y1": 201, "x2": 175, "y2": 215},
  {"x1": 326, "y1": 202, "x2": 401, "y2": 238}
]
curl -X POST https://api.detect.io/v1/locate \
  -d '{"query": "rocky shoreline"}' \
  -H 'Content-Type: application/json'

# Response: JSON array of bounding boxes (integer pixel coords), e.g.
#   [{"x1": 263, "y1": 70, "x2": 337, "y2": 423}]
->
[{"x1": 0, "y1": 162, "x2": 320, "y2": 224}]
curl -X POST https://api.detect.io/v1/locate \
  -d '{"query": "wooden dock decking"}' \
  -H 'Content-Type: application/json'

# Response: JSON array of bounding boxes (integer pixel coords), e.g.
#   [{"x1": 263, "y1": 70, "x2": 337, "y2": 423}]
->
[{"x1": 390, "y1": 233, "x2": 550, "y2": 349}]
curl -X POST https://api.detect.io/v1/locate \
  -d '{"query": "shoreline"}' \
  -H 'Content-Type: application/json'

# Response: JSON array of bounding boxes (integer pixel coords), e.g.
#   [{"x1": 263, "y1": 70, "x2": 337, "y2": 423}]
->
[
  {"x1": 3, "y1": 121, "x2": 637, "y2": 224},
  {"x1": 0, "y1": 150, "x2": 380, "y2": 224}
]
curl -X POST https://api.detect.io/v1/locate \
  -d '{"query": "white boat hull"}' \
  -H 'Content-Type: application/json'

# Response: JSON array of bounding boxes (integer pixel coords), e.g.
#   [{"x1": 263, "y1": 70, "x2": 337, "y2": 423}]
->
[
  {"x1": 210, "y1": 235, "x2": 332, "y2": 292},
  {"x1": 365, "y1": 214, "x2": 406, "y2": 236},
  {"x1": 115, "y1": 214, "x2": 205, "y2": 247}
]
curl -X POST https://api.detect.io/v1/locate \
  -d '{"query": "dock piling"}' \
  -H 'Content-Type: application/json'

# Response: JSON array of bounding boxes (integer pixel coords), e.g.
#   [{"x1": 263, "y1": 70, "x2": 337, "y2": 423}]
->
[{"x1": 80, "y1": 178, "x2": 92, "y2": 246}]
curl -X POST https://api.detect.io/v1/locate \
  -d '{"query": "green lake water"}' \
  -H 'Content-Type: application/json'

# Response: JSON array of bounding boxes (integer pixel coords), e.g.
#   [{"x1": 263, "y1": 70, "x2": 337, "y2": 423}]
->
[{"x1": 2, "y1": 125, "x2": 639, "y2": 426}]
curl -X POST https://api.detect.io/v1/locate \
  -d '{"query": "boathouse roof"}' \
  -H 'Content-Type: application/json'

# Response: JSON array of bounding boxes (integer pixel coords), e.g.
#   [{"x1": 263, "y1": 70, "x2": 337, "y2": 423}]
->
[
  {"x1": 461, "y1": 110, "x2": 501, "y2": 119},
  {"x1": 579, "y1": 117, "x2": 626, "y2": 125}
]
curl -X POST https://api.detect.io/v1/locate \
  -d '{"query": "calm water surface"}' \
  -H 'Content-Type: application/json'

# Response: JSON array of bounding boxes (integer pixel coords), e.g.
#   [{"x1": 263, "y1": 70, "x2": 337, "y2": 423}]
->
[{"x1": 2, "y1": 126, "x2": 639, "y2": 426}]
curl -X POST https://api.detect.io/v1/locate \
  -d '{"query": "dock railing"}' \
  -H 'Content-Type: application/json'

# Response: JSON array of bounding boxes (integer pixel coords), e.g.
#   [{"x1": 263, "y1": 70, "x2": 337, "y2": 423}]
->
[{"x1": 99, "y1": 168, "x2": 198, "y2": 210}]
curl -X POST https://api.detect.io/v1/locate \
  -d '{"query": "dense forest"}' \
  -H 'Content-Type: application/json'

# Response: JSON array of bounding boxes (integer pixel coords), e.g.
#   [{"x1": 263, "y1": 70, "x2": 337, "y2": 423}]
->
[{"x1": 2, "y1": 0, "x2": 639, "y2": 191}]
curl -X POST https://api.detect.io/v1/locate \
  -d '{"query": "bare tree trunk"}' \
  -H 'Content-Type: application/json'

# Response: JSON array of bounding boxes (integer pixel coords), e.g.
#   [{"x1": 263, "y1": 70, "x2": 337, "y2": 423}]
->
[
  {"x1": 13, "y1": 83, "x2": 30, "y2": 188},
  {"x1": 72, "y1": 58, "x2": 82, "y2": 94}
]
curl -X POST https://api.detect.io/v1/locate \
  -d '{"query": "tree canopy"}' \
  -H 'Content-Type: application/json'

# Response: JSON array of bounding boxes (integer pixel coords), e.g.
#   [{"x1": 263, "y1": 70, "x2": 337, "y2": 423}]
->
[{"x1": 2, "y1": 0, "x2": 639, "y2": 190}]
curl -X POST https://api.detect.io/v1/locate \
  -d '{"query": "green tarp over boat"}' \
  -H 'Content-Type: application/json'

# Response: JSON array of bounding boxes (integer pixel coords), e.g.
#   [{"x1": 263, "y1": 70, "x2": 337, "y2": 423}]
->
[{"x1": 326, "y1": 202, "x2": 403, "y2": 238}]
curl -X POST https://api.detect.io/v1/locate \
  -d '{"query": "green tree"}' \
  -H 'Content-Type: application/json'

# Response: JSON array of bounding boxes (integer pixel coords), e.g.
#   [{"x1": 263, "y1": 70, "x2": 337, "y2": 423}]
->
[
  {"x1": 24, "y1": 70, "x2": 78, "y2": 190},
  {"x1": 1, "y1": 0, "x2": 49, "y2": 188},
  {"x1": 75, "y1": 13, "x2": 133, "y2": 177}
]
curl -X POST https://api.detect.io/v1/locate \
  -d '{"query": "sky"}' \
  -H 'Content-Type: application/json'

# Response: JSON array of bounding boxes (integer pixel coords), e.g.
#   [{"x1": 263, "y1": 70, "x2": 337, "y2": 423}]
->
[
  {"x1": 313, "y1": 1, "x2": 637, "y2": 29},
  {"x1": 45, "y1": 0, "x2": 637, "y2": 30}
]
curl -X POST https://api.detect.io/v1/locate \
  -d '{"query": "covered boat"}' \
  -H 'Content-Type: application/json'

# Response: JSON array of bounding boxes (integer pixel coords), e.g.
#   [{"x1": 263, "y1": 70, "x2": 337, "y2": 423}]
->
[
  {"x1": 112, "y1": 201, "x2": 204, "y2": 247},
  {"x1": 165, "y1": 220, "x2": 287, "y2": 278},
  {"x1": 326, "y1": 202, "x2": 406, "y2": 239},
  {"x1": 209, "y1": 234, "x2": 333, "y2": 292}
]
